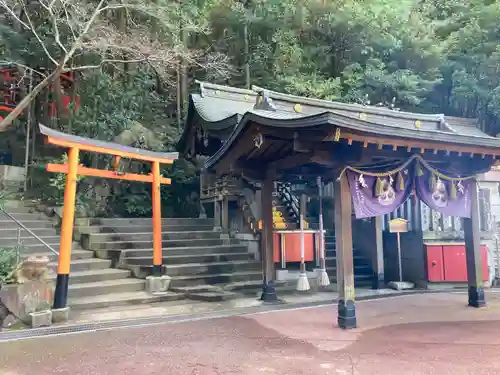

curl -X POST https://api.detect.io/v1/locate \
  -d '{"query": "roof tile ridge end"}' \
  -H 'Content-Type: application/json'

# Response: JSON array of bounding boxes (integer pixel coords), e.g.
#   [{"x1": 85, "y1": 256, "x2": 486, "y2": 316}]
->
[{"x1": 195, "y1": 81, "x2": 257, "y2": 97}]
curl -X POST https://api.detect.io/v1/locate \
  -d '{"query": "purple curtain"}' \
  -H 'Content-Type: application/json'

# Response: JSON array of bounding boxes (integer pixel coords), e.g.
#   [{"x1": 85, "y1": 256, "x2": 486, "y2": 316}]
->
[
  {"x1": 346, "y1": 169, "x2": 414, "y2": 219},
  {"x1": 415, "y1": 168, "x2": 472, "y2": 218}
]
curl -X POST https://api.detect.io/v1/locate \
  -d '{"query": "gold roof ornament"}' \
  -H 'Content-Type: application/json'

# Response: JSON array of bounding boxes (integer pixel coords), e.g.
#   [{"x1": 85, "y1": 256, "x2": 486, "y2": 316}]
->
[
  {"x1": 359, "y1": 113, "x2": 367, "y2": 120},
  {"x1": 294, "y1": 103, "x2": 302, "y2": 113},
  {"x1": 415, "y1": 120, "x2": 421, "y2": 129}
]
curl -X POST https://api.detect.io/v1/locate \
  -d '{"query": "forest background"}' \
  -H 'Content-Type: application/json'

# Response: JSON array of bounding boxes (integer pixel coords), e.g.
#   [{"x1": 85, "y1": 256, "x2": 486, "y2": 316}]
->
[{"x1": 1, "y1": 0, "x2": 499, "y2": 218}]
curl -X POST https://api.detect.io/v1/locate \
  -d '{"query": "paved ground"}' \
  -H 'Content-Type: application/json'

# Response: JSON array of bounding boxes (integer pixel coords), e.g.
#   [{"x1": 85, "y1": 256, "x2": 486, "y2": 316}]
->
[{"x1": 2, "y1": 292, "x2": 500, "y2": 375}]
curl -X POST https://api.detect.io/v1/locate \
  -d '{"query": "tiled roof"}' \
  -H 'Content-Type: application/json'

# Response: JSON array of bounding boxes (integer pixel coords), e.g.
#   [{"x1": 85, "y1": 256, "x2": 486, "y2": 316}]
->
[{"x1": 189, "y1": 81, "x2": 495, "y2": 140}]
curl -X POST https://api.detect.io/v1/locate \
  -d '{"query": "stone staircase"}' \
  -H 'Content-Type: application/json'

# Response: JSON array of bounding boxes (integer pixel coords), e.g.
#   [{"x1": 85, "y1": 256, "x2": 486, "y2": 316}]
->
[
  {"x1": 0, "y1": 202, "x2": 184, "y2": 310},
  {"x1": 0, "y1": 199, "x2": 375, "y2": 308},
  {"x1": 77, "y1": 217, "x2": 263, "y2": 301},
  {"x1": 324, "y1": 232, "x2": 374, "y2": 286}
]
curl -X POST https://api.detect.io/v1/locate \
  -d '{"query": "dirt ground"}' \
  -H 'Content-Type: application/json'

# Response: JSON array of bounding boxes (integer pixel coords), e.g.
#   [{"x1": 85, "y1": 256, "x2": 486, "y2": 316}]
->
[{"x1": 2, "y1": 292, "x2": 500, "y2": 375}]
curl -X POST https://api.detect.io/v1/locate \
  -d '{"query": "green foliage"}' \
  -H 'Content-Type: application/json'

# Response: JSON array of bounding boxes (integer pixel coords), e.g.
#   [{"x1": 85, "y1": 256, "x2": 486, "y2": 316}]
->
[
  {"x1": 0, "y1": 247, "x2": 18, "y2": 285},
  {"x1": 34, "y1": 154, "x2": 91, "y2": 215},
  {"x1": 6, "y1": 0, "x2": 500, "y2": 218}
]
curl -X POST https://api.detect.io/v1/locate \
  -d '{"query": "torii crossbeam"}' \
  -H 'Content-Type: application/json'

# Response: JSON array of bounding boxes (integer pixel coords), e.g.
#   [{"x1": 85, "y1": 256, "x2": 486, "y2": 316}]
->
[{"x1": 39, "y1": 124, "x2": 178, "y2": 311}]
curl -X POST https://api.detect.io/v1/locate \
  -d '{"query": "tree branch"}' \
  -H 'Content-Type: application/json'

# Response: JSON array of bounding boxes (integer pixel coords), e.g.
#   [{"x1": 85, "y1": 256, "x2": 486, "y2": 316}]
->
[
  {"x1": 65, "y1": 58, "x2": 149, "y2": 71},
  {"x1": 21, "y1": 0, "x2": 59, "y2": 65},
  {"x1": 39, "y1": 0, "x2": 68, "y2": 54},
  {"x1": 0, "y1": 0, "x2": 29, "y2": 29}
]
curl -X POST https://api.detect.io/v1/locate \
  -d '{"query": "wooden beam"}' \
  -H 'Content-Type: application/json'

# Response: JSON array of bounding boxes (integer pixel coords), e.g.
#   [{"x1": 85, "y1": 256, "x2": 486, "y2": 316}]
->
[
  {"x1": 46, "y1": 163, "x2": 172, "y2": 184},
  {"x1": 291, "y1": 139, "x2": 331, "y2": 153},
  {"x1": 260, "y1": 175, "x2": 278, "y2": 301},
  {"x1": 215, "y1": 130, "x2": 258, "y2": 175},
  {"x1": 464, "y1": 179, "x2": 486, "y2": 308},
  {"x1": 337, "y1": 132, "x2": 500, "y2": 157},
  {"x1": 46, "y1": 136, "x2": 176, "y2": 164},
  {"x1": 268, "y1": 153, "x2": 314, "y2": 170},
  {"x1": 334, "y1": 173, "x2": 357, "y2": 329}
]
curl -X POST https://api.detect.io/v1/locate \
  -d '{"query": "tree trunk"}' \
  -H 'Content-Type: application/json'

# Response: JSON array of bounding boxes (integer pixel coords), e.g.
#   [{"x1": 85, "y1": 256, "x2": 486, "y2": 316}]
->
[
  {"x1": 244, "y1": 22, "x2": 251, "y2": 89},
  {"x1": 180, "y1": 25, "x2": 189, "y2": 114}
]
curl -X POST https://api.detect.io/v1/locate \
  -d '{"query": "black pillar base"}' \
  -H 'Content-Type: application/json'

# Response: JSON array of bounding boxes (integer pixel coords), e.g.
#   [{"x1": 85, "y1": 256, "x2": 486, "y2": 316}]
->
[
  {"x1": 372, "y1": 273, "x2": 385, "y2": 290},
  {"x1": 152, "y1": 265, "x2": 163, "y2": 276},
  {"x1": 53, "y1": 274, "x2": 69, "y2": 309},
  {"x1": 468, "y1": 286, "x2": 486, "y2": 308},
  {"x1": 338, "y1": 299, "x2": 357, "y2": 329},
  {"x1": 260, "y1": 281, "x2": 278, "y2": 303}
]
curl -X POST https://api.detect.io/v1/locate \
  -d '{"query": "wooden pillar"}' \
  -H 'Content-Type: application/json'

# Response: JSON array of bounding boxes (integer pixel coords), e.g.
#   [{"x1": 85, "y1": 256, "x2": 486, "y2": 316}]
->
[
  {"x1": 464, "y1": 179, "x2": 486, "y2": 307},
  {"x1": 372, "y1": 216, "x2": 385, "y2": 289},
  {"x1": 151, "y1": 160, "x2": 163, "y2": 276},
  {"x1": 221, "y1": 195, "x2": 229, "y2": 231},
  {"x1": 334, "y1": 173, "x2": 357, "y2": 329},
  {"x1": 214, "y1": 197, "x2": 221, "y2": 230},
  {"x1": 53, "y1": 147, "x2": 79, "y2": 310},
  {"x1": 260, "y1": 176, "x2": 278, "y2": 302},
  {"x1": 199, "y1": 172, "x2": 207, "y2": 219}
]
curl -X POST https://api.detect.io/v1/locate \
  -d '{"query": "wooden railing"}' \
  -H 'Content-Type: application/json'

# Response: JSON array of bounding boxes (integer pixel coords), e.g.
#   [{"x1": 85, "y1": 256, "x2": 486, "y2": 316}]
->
[{"x1": 200, "y1": 175, "x2": 243, "y2": 201}]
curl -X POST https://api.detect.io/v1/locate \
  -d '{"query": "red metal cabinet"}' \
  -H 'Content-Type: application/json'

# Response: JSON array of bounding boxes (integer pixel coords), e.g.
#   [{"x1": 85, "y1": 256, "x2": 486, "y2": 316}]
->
[
  {"x1": 426, "y1": 245, "x2": 445, "y2": 282},
  {"x1": 425, "y1": 243, "x2": 489, "y2": 282},
  {"x1": 443, "y1": 245, "x2": 468, "y2": 282},
  {"x1": 273, "y1": 231, "x2": 315, "y2": 263}
]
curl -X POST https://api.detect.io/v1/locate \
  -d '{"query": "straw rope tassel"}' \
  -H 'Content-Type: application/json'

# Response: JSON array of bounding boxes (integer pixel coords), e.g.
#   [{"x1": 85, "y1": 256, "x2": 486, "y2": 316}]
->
[
  {"x1": 297, "y1": 194, "x2": 310, "y2": 291},
  {"x1": 317, "y1": 176, "x2": 330, "y2": 287}
]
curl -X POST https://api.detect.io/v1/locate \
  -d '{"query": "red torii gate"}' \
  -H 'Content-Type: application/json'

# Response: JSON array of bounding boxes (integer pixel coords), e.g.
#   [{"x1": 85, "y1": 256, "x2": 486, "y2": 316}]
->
[{"x1": 39, "y1": 124, "x2": 178, "y2": 311}]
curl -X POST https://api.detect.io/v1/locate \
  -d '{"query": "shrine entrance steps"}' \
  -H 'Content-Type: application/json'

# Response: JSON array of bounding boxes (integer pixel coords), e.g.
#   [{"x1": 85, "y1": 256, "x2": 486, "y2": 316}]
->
[
  {"x1": 1, "y1": 200, "x2": 376, "y2": 308},
  {"x1": 324, "y1": 233, "x2": 374, "y2": 287},
  {"x1": 0, "y1": 200, "x2": 175, "y2": 310},
  {"x1": 76, "y1": 217, "x2": 263, "y2": 303}
]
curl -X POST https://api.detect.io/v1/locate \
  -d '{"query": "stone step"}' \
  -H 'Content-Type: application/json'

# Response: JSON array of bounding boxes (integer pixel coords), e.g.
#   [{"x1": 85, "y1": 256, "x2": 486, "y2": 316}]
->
[
  {"x1": 0, "y1": 236, "x2": 61, "y2": 247},
  {"x1": 83, "y1": 231, "x2": 222, "y2": 244},
  {"x1": 0, "y1": 228, "x2": 58, "y2": 237},
  {"x1": 82, "y1": 217, "x2": 214, "y2": 226},
  {"x1": 0, "y1": 220, "x2": 54, "y2": 229},
  {"x1": 325, "y1": 256, "x2": 372, "y2": 267},
  {"x1": 21, "y1": 249, "x2": 94, "y2": 262},
  {"x1": 100, "y1": 244, "x2": 248, "y2": 260},
  {"x1": 68, "y1": 291, "x2": 185, "y2": 310},
  {"x1": 17, "y1": 243, "x2": 80, "y2": 255},
  {"x1": 124, "y1": 252, "x2": 254, "y2": 266},
  {"x1": 322, "y1": 268, "x2": 374, "y2": 281},
  {"x1": 88, "y1": 238, "x2": 227, "y2": 251},
  {"x1": 170, "y1": 270, "x2": 263, "y2": 287},
  {"x1": 51, "y1": 268, "x2": 132, "y2": 284},
  {"x1": 79, "y1": 224, "x2": 215, "y2": 234},
  {"x1": 134, "y1": 260, "x2": 261, "y2": 277},
  {"x1": 48, "y1": 258, "x2": 112, "y2": 272},
  {"x1": 170, "y1": 284, "x2": 222, "y2": 294},
  {"x1": 1, "y1": 202, "x2": 36, "y2": 212},
  {"x1": 169, "y1": 285, "x2": 238, "y2": 302},
  {"x1": 68, "y1": 279, "x2": 145, "y2": 298},
  {"x1": 0, "y1": 212, "x2": 46, "y2": 221},
  {"x1": 222, "y1": 280, "x2": 263, "y2": 292},
  {"x1": 186, "y1": 291, "x2": 239, "y2": 302}
]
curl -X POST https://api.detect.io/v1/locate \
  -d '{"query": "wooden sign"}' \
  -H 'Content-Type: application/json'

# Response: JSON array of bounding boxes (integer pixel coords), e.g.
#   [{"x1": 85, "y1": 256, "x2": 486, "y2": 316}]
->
[{"x1": 388, "y1": 218, "x2": 409, "y2": 233}]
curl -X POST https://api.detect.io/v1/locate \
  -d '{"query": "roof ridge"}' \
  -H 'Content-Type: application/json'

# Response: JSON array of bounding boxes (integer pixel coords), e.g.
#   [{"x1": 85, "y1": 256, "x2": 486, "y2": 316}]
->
[
  {"x1": 251, "y1": 84, "x2": 443, "y2": 122},
  {"x1": 195, "y1": 81, "x2": 257, "y2": 97}
]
